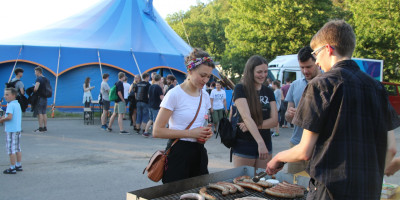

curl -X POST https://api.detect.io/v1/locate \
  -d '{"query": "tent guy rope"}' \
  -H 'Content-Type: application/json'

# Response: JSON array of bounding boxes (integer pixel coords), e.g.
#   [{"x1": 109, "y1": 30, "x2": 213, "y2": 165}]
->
[
  {"x1": 8, "y1": 45, "x2": 23, "y2": 83},
  {"x1": 51, "y1": 46, "x2": 61, "y2": 118}
]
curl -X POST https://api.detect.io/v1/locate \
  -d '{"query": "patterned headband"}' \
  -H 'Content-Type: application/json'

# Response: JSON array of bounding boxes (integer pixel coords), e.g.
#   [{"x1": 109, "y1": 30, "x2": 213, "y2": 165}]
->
[{"x1": 186, "y1": 57, "x2": 214, "y2": 71}]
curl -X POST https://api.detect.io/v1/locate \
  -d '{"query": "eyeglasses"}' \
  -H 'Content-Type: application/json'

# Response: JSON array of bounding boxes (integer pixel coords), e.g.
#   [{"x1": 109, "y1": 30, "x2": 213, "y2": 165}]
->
[
  {"x1": 311, "y1": 45, "x2": 335, "y2": 58},
  {"x1": 311, "y1": 45, "x2": 325, "y2": 58}
]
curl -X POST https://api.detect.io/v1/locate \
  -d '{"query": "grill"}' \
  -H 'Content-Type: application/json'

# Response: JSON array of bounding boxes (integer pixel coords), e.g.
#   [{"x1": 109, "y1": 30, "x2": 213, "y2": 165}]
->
[{"x1": 127, "y1": 166, "x2": 310, "y2": 200}]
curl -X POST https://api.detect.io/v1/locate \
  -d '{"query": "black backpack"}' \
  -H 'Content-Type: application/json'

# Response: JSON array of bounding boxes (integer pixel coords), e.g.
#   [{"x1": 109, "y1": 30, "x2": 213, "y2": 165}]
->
[
  {"x1": 40, "y1": 77, "x2": 52, "y2": 98},
  {"x1": 5, "y1": 80, "x2": 20, "y2": 89},
  {"x1": 218, "y1": 96, "x2": 240, "y2": 149}
]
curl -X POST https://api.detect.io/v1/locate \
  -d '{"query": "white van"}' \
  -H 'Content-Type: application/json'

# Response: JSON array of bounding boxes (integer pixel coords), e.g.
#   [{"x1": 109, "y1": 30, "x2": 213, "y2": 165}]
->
[{"x1": 268, "y1": 54, "x2": 383, "y2": 82}]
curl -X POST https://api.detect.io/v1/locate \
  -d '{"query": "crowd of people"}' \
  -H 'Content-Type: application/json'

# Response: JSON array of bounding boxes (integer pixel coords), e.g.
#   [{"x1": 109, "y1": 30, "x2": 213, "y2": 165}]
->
[{"x1": 2, "y1": 19, "x2": 400, "y2": 199}]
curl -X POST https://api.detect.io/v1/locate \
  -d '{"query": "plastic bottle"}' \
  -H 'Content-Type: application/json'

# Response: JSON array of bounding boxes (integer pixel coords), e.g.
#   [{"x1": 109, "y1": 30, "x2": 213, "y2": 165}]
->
[{"x1": 197, "y1": 114, "x2": 211, "y2": 144}]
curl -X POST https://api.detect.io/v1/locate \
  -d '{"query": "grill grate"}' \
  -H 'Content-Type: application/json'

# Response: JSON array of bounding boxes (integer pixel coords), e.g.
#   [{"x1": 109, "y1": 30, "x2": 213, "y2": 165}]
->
[{"x1": 153, "y1": 179, "x2": 307, "y2": 200}]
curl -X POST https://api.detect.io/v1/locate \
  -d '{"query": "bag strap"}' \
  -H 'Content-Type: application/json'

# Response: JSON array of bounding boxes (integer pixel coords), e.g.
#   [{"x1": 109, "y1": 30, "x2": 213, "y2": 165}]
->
[{"x1": 165, "y1": 91, "x2": 203, "y2": 155}]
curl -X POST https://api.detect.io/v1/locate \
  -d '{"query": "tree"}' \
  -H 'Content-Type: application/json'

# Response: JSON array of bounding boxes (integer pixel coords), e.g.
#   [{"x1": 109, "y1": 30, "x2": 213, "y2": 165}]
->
[
  {"x1": 222, "y1": 0, "x2": 346, "y2": 78},
  {"x1": 166, "y1": 0, "x2": 230, "y2": 61},
  {"x1": 348, "y1": 0, "x2": 400, "y2": 82}
]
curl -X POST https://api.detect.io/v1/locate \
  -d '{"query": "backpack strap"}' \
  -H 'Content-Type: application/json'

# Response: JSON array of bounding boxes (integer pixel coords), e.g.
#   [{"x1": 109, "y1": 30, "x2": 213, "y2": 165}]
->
[{"x1": 165, "y1": 91, "x2": 203, "y2": 155}]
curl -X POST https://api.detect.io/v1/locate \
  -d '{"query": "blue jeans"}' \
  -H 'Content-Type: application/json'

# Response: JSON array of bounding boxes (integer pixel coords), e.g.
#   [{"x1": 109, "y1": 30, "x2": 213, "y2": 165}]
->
[
  {"x1": 136, "y1": 102, "x2": 149, "y2": 124},
  {"x1": 149, "y1": 108, "x2": 159, "y2": 122}
]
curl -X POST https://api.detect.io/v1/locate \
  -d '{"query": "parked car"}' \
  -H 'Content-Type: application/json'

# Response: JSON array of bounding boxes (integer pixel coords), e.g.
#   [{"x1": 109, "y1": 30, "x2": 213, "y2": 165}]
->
[{"x1": 382, "y1": 82, "x2": 400, "y2": 115}]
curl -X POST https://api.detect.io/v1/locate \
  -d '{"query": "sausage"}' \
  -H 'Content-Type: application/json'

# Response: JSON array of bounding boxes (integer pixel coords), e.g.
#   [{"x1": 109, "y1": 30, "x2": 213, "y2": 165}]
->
[
  {"x1": 265, "y1": 188, "x2": 296, "y2": 198},
  {"x1": 218, "y1": 182, "x2": 244, "y2": 192},
  {"x1": 234, "y1": 197, "x2": 269, "y2": 200},
  {"x1": 235, "y1": 182, "x2": 264, "y2": 192},
  {"x1": 282, "y1": 181, "x2": 306, "y2": 191},
  {"x1": 199, "y1": 187, "x2": 216, "y2": 200},
  {"x1": 180, "y1": 193, "x2": 205, "y2": 200},
  {"x1": 233, "y1": 175, "x2": 251, "y2": 183},
  {"x1": 208, "y1": 183, "x2": 230, "y2": 195},
  {"x1": 242, "y1": 178, "x2": 274, "y2": 188},
  {"x1": 276, "y1": 183, "x2": 304, "y2": 197},
  {"x1": 216, "y1": 182, "x2": 237, "y2": 193}
]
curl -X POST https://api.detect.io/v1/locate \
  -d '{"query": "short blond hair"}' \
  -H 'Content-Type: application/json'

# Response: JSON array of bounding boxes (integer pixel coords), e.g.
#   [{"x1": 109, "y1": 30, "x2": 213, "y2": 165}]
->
[{"x1": 310, "y1": 20, "x2": 356, "y2": 57}]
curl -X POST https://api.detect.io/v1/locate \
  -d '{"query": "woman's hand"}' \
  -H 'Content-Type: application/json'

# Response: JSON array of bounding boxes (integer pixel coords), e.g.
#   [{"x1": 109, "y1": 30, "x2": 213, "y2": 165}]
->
[
  {"x1": 238, "y1": 122, "x2": 248, "y2": 132},
  {"x1": 257, "y1": 142, "x2": 269, "y2": 160},
  {"x1": 189, "y1": 126, "x2": 213, "y2": 140}
]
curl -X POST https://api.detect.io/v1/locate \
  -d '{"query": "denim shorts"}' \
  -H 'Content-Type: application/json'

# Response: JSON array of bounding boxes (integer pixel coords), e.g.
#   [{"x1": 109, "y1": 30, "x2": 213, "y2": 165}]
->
[
  {"x1": 136, "y1": 102, "x2": 149, "y2": 124},
  {"x1": 149, "y1": 108, "x2": 159, "y2": 122},
  {"x1": 232, "y1": 132, "x2": 272, "y2": 159}
]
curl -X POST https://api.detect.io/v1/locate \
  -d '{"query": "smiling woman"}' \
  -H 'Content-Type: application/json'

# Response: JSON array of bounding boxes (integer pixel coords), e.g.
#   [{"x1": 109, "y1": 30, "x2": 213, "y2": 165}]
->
[{"x1": 231, "y1": 55, "x2": 278, "y2": 169}]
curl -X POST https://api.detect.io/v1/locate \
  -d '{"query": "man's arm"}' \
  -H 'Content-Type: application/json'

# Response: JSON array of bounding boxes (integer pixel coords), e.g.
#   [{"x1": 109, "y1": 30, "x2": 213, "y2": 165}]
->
[
  {"x1": 385, "y1": 130, "x2": 397, "y2": 169},
  {"x1": 33, "y1": 82, "x2": 40, "y2": 92},
  {"x1": 19, "y1": 88, "x2": 25, "y2": 95},
  {"x1": 210, "y1": 98, "x2": 214, "y2": 112},
  {"x1": 267, "y1": 129, "x2": 319, "y2": 174},
  {"x1": 285, "y1": 102, "x2": 296, "y2": 123},
  {"x1": 117, "y1": 91, "x2": 124, "y2": 102}
]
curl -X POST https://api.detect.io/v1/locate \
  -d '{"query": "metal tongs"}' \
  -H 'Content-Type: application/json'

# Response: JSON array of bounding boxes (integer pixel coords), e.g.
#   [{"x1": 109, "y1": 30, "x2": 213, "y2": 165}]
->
[
  {"x1": 252, "y1": 162, "x2": 286, "y2": 183},
  {"x1": 252, "y1": 171, "x2": 269, "y2": 183}
]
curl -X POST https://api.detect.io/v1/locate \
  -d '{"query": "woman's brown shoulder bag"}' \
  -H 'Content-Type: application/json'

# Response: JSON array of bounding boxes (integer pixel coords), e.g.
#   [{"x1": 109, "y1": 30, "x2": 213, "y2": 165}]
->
[{"x1": 143, "y1": 92, "x2": 203, "y2": 182}]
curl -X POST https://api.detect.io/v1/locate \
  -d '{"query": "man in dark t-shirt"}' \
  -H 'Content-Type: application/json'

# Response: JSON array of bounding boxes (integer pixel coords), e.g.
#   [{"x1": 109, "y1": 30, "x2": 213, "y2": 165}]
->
[
  {"x1": 107, "y1": 72, "x2": 129, "y2": 134},
  {"x1": 33, "y1": 67, "x2": 48, "y2": 133},
  {"x1": 135, "y1": 73, "x2": 151, "y2": 135},
  {"x1": 144, "y1": 74, "x2": 164, "y2": 137},
  {"x1": 165, "y1": 74, "x2": 176, "y2": 95},
  {"x1": 267, "y1": 20, "x2": 399, "y2": 199}
]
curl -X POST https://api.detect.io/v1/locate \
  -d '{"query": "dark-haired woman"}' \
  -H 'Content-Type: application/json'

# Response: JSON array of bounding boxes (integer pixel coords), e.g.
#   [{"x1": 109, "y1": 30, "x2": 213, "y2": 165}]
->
[
  {"x1": 233, "y1": 55, "x2": 278, "y2": 169},
  {"x1": 83, "y1": 77, "x2": 95, "y2": 108},
  {"x1": 153, "y1": 48, "x2": 214, "y2": 183}
]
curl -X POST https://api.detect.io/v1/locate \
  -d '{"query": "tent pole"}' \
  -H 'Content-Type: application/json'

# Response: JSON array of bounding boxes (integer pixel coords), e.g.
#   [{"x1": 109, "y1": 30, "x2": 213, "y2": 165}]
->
[
  {"x1": 51, "y1": 46, "x2": 61, "y2": 118},
  {"x1": 181, "y1": 18, "x2": 191, "y2": 46},
  {"x1": 97, "y1": 49, "x2": 103, "y2": 77},
  {"x1": 130, "y1": 49, "x2": 142, "y2": 77},
  {"x1": 160, "y1": 54, "x2": 180, "y2": 84},
  {"x1": 8, "y1": 45, "x2": 23, "y2": 83}
]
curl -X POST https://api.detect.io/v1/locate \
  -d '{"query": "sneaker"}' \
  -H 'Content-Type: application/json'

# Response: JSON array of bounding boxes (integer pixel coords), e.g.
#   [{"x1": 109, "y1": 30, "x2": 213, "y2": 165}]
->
[
  {"x1": 101, "y1": 125, "x2": 107, "y2": 130},
  {"x1": 34, "y1": 127, "x2": 44, "y2": 133},
  {"x1": 142, "y1": 132, "x2": 150, "y2": 138},
  {"x1": 15, "y1": 165, "x2": 23, "y2": 171},
  {"x1": 119, "y1": 130, "x2": 130, "y2": 135},
  {"x1": 272, "y1": 132, "x2": 279, "y2": 137},
  {"x1": 107, "y1": 128, "x2": 112, "y2": 132},
  {"x1": 43, "y1": 127, "x2": 47, "y2": 132},
  {"x1": 3, "y1": 168, "x2": 16, "y2": 174}
]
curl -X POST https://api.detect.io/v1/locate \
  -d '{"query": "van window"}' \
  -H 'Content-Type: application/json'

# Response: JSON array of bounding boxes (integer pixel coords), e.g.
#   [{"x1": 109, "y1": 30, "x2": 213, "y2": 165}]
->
[
  {"x1": 283, "y1": 71, "x2": 297, "y2": 83},
  {"x1": 384, "y1": 84, "x2": 398, "y2": 96},
  {"x1": 268, "y1": 69, "x2": 278, "y2": 81}
]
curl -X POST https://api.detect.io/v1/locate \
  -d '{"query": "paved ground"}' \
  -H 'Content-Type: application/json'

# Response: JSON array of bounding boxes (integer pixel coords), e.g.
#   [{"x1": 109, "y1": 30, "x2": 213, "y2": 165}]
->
[{"x1": 1, "y1": 117, "x2": 400, "y2": 200}]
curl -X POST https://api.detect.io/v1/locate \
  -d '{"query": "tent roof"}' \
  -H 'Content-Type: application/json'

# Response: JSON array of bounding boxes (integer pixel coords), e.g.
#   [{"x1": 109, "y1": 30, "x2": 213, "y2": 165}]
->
[
  {"x1": 0, "y1": 0, "x2": 192, "y2": 76},
  {"x1": 0, "y1": 0, "x2": 191, "y2": 55}
]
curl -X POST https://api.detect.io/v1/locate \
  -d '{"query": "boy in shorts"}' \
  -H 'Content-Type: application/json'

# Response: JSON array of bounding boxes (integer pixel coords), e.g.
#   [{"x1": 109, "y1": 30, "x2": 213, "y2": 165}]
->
[{"x1": 0, "y1": 88, "x2": 22, "y2": 174}]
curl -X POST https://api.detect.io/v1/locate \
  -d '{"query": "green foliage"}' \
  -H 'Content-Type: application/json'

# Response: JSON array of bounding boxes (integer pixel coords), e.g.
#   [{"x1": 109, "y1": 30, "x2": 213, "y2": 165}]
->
[
  {"x1": 348, "y1": 0, "x2": 400, "y2": 82},
  {"x1": 222, "y1": 0, "x2": 345, "y2": 78},
  {"x1": 165, "y1": 0, "x2": 400, "y2": 83},
  {"x1": 166, "y1": 0, "x2": 230, "y2": 61}
]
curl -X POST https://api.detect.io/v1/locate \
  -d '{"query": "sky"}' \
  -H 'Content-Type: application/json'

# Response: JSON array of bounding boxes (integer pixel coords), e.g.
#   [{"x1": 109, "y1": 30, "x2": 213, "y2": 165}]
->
[{"x1": 0, "y1": 0, "x2": 208, "y2": 40}]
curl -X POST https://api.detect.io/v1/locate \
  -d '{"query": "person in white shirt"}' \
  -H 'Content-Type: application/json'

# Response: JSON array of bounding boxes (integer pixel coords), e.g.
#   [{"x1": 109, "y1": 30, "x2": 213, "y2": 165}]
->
[
  {"x1": 83, "y1": 77, "x2": 95, "y2": 108},
  {"x1": 153, "y1": 48, "x2": 214, "y2": 184},
  {"x1": 123, "y1": 77, "x2": 131, "y2": 104},
  {"x1": 210, "y1": 81, "x2": 227, "y2": 133}
]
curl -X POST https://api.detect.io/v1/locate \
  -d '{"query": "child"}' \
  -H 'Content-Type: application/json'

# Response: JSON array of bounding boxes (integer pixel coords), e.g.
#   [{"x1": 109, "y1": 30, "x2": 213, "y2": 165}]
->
[{"x1": 0, "y1": 88, "x2": 22, "y2": 174}]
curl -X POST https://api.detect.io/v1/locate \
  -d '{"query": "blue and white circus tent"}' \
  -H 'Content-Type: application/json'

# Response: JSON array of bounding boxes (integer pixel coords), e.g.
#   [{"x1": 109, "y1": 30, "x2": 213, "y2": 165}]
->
[{"x1": 0, "y1": 0, "x2": 197, "y2": 110}]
